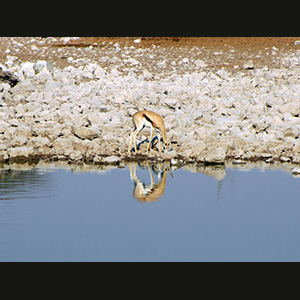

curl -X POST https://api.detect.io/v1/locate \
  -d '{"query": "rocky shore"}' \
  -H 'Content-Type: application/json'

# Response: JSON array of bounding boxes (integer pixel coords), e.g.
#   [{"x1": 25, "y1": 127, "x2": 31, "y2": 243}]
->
[{"x1": 1, "y1": 37, "x2": 300, "y2": 166}]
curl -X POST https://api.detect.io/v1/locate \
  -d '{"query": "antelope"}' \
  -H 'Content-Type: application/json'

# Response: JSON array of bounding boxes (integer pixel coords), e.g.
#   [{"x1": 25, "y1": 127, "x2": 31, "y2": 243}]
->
[
  {"x1": 129, "y1": 162, "x2": 168, "y2": 202},
  {"x1": 128, "y1": 110, "x2": 172, "y2": 154}
]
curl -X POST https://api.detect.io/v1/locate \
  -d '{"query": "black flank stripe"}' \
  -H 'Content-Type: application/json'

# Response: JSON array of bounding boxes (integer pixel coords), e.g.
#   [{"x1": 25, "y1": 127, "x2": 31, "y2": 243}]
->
[{"x1": 143, "y1": 113, "x2": 153, "y2": 125}]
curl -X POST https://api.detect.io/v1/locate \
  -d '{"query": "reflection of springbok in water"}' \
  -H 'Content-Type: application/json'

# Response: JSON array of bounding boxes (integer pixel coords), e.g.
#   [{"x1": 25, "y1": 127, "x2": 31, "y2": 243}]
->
[{"x1": 129, "y1": 162, "x2": 169, "y2": 202}]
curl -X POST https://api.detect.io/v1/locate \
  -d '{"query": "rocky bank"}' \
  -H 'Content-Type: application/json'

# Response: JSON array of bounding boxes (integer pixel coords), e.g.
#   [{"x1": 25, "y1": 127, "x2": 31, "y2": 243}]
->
[{"x1": 1, "y1": 37, "x2": 300, "y2": 166}]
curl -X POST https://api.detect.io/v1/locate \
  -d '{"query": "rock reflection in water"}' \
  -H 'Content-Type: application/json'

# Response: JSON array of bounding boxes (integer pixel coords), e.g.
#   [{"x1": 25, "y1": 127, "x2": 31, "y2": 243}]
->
[
  {"x1": 1, "y1": 160, "x2": 297, "y2": 206},
  {"x1": 182, "y1": 164, "x2": 226, "y2": 203},
  {"x1": 0, "y1": 165, "x2": 52, "y2": 201}
]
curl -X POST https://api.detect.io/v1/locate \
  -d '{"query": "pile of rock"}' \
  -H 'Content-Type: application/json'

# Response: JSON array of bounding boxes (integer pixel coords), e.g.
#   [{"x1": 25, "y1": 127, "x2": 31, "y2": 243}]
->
[{"x1": 0, "y1": 53, "x2": 300, "y2": 165}]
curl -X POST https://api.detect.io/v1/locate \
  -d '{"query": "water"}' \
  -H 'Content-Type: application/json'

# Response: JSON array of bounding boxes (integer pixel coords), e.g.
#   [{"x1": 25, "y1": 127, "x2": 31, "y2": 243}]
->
[{"x1": 0, "y1": 161, "x2": 299, "y2": 262}]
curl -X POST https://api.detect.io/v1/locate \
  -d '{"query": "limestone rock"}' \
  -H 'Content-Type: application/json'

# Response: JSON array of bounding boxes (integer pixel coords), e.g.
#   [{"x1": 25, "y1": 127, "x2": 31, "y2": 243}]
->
[
  {"x1": 194, "y1": 59, "x2": 207, "y2": 68},
  {"x1": 164, "y1": 98, "x2": 178, "y2": 109},
  {"x1": 162, "y1": 150, "x2": 177, "y2": 160},
  {"x1": 243, "y1": 60, "x2": 254, "y2": 69},
  {"x1": 72, "y1": 126, "x2": 99, "y2": 140},
  {"x1": 11, "y1": 136, "x2": 28, "y2": 147},
  {"x1": 292, "y1": 155, "x2": 300, "y2": 164},
  {"x1": 203, "y1": 147, "x2": 226, "y2": 164},
  {"x1": 53, "y1": 137, "x2": 74, "y2": 156},
  {"x1": 33, "y1": 60, "x2": 54, "y2": 75},
  {"x1": 94, "y1": 155, "x2": 121, "y2": 164},
  {"x1": 69, "y1": 150, "x2": 83, "y2": 161},
  {"x1": 19, "y1": 62, "x2": 35, "y2": 79},
  {"x1": 103, "y1": 156, "x2": 121, "y2": 164},
  {"x1": 279, "y1": 102, "x2": 300, "y2": 116},
  {"x1": 7, "y1": 146, "x2": 35, "y2": 162}
]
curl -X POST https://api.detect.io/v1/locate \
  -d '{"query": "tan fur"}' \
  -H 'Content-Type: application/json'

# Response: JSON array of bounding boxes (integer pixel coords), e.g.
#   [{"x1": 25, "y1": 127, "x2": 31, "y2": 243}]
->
[{"x1": 128, "y1": 110, "x2": 169, "y2": 154}]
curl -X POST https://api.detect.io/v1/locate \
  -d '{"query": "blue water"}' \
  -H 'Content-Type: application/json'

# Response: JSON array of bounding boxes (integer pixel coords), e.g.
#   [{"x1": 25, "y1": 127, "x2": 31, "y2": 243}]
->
[{"x1": 0, "y1": 162, "x2": 299, "y2": 262}]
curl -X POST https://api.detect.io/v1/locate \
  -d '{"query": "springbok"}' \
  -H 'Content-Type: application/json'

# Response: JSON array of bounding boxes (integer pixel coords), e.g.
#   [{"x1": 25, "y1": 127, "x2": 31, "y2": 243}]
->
[{"x1": 128, "y1": 110, "x2": 171, "y2": 154}]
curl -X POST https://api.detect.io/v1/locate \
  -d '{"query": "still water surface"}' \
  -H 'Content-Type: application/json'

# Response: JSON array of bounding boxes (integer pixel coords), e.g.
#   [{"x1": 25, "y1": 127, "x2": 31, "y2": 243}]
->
[{"x1": 0, "y1": 161, "x2": 299, "y2": 262}]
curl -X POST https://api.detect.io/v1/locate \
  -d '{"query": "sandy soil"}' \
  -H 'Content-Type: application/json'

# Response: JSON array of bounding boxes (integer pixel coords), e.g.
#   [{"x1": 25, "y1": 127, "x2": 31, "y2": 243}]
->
[{"x1": 1, "y1": 37, "x2": 300, "y2": 75}]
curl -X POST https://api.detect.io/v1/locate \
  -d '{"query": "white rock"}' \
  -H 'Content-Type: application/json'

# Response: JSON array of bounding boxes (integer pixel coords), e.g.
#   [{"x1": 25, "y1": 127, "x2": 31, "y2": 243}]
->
[
  {"x1": 53, "y1": 137, "x2": 73, "y2": 156},
  {"x1": 30, "y1": 136, "x2": 50, "y2": 148},
  {"x1": 0, "y1": 63, "x2": 8, "y2": 72},
  {"x1": 31, "y1": 45, "x2": 38, "y2": 51},
  {"x1": 283, "y1": 126, "x2": 299, "y2": 139},
  {"x1": 164, "y1": 98, "x2": 178, "y2": 109},
  {"x1": 11, "y1": 136, "x2": 28, "y2": 147},
  {"x1": 194, "y1": 59, "x2": 207, "y2": 68},
  {"x1": 33, "y1": 60, "x2": 54, "y2": 75},
  {"x1": 15, "y1": 126, "x2": 32, "y2": 137},
  {"x1": 292, "y1": 155, "x2": 300, "y2": 164},
  {"x1": 143, "y1": 69, "x2": 153, "y2": 80},
  {"x1": 7, "y1": 146, "x2": 35, "y2": 161},
  {"x1": 272, "y1": 115, "x2": 283, "y2": 126},
  {"x1": 72, "y1": 126, "x2": 99, "y2": 140},
  {"x1": 170, "y1": 158, "x2": 179, "y2": 165},
  {"x1": 289, "y1": 56, "x2": 299, "y2": 65},
  {"x1": 213, "y1": 51, "x2": 223, "y2": 55},
  {"x1": 6, "y1": 55, "x2": 18, "y2": 62},
  {"x1": 90, "y1": 111, "x2": 108, "y2": 123},
  {"x1": 93, "y1": 66, "x2": 106, "y2": 79},
  {"x1": 243, "y1": 60, "x2": 254, "y2": 69},
  {"x1": 279, "y1": 102, "x2": 300, "y2": 116},
  {"x1": 204, "y1": 147, "x2": 226, "y2": 164},
  {"x1": 102, "y1": 156, "x2": 121, "y2": 164},
  {"x1": 69, "y1": 150, "x2": 83, "y2": 161},
  {"x1": 19, "y1": 62, "x2": 35, "y2": 79}
]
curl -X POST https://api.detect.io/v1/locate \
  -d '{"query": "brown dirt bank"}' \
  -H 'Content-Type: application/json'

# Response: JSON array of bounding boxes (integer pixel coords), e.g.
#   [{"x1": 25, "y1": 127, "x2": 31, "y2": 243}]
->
[
  {"x1": 54, "y1": 37, "x2": 300, "y2": 69},
  {"x1": 1, "y1": 37, "x2": 300, "y2": 72},
  {"x1": 59, "y1": 37, "x2": 300, "y2": 50}
]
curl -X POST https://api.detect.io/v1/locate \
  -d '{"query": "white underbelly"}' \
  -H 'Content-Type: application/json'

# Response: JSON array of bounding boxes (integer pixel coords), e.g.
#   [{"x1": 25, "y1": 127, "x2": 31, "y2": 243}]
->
[
  {"x1": 143, "y1": 118, "x2": 153, "y2": 128},
  {"x1": 142, "y1": 118, "x2": 161, "y2": 134}
]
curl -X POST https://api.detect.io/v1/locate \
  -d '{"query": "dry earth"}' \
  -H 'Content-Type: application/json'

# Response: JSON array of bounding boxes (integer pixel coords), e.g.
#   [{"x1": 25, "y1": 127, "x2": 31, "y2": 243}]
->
[{"x1": 1, "y1": 37, "x2": 300, "y2": 74}]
